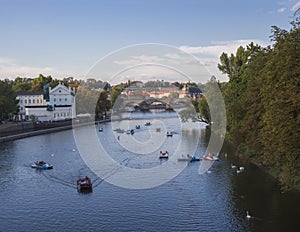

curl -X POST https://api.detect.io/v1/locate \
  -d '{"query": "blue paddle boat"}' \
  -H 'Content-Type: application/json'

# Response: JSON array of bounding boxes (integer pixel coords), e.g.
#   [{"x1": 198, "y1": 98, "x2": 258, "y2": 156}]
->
[{"x1": 31, "y1": 161, "x2": 53, "y2": 169}]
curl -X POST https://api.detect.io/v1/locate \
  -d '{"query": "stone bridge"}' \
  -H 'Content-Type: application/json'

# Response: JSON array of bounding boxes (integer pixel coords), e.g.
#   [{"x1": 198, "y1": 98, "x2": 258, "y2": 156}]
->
[{"x1": 122, "y1": 98, "x2": 174, "y2": 111}]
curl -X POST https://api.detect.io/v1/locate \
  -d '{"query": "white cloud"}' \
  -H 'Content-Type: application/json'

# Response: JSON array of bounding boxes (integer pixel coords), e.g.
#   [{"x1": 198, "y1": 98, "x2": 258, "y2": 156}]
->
[
  {"x1": 179, "y1": 39, "x2": 269, "y2": 82},
  {"x1": 179, "y1": 39, "x2": 267, "y2": 57},
  {"x1": 0, "y1": 57, "x2": 80, "y2": 79},
  {"x1": 291, "y1": 1, "x2": 300, "y2": 11},
  {"x1": 278, "y1": 7, "x2": 286, "y2": 13}
]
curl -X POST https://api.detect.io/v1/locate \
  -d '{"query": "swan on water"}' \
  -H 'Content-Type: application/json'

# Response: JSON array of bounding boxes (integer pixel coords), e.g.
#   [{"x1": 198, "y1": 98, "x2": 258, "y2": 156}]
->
[
  {"x1": 246, "y1": 211, "x2": 251, "y2": 219},
  {"x1": 231, "y1": 164, "x2": 237, "y2": 169}
]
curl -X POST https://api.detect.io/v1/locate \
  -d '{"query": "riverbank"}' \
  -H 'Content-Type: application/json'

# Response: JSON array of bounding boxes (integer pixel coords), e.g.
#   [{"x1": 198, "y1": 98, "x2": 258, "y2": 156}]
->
[
  {"x1": 225, "y1": 137, "x2": 300, "y2": 192},
  {"x1": 0, "y1": 119, "x2": 110, "y2": 143}
]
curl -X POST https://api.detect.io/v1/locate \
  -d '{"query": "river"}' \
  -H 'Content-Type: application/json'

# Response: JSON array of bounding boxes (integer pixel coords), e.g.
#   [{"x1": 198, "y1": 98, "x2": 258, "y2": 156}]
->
[{"x1": 0, "y1": 112, "x2": 299, "y2": 232}]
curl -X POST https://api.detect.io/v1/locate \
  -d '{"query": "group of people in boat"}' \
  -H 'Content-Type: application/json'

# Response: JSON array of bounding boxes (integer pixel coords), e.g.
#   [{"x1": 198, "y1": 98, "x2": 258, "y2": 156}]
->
[
  {"x1": 34, "y1": 161, "x2": 46, "y2": 166},
  {"x1": 77, "y1": 176, "x2": 91, "y2": 184}
]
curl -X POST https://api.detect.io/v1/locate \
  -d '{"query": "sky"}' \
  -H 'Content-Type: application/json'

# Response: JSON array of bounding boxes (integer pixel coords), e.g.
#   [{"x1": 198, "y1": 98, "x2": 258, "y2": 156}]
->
[{"x1": 0, "y1": 0, "x2": 299, "y2": 83}]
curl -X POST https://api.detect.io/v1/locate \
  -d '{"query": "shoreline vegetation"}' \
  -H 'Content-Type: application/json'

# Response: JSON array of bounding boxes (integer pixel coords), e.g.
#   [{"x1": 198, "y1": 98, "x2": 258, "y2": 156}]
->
[{"x1": 216, "y1": 18, "x2": 300, "y2": 192}]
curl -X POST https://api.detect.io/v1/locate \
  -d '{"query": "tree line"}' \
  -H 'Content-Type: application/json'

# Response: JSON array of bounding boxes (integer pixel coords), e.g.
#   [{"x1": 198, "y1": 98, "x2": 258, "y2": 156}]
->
[{"x1": 216, "y1": 16, "x2": 299, "y2": 191}]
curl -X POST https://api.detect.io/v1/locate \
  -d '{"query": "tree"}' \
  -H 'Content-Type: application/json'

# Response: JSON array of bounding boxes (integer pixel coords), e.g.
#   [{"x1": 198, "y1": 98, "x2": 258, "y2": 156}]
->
[
  {"x1": 31, "y1": 74, "x2": 53, "y2": 92},
  {"x1": 218, "y1": 43, "x2": 262, "y2": 143},
  {"x1": 199, "y1": 96, "x2": 210, "y2": 123},
  {"x1": 0, "y1": 80, "x2": 18, "y2": 122},
  {"x1": 95, "y1": 90, "x2": 111, "y2": 120}
]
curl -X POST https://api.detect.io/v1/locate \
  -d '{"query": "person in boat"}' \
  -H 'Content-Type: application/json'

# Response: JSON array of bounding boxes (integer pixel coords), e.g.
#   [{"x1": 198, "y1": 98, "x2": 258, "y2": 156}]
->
[{"x1": 35, "y1": 161, "x2": 45, "y2": 166}]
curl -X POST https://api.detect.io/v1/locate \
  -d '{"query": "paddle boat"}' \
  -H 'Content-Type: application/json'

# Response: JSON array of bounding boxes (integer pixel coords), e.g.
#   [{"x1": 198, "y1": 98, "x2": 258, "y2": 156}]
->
[
  {"x1": 99, "y1": 127, "x2": 103, "y2": 132},
  {"x1": 178, "y1": 154, "x2": 200, "y2": 162},
  {"x1": 114, "y1": 128, "x2": 125, "y2": 133},
  {"x1": 135, "y1": 125, "x2": 140, "y2": 129},
  {"x1": 126, "y1": 129, "x2": 134, "y2": 135},
  {"x1": 159, "y1": 151, "x2": 169, "y2": 159},
  {"x1": 166, "y1": 131, "x2": 173, "y2": 137},
  {"x1": 203, "y1": 153, "x2": 219, "y2": 161},
  {"x1": 145, "y1": 122, "x2": 151, "y2": 126},
  {"x1": 31, "y1": 161, "x2": 53, "y2": 169},
  {"x1": 77, "y1": 176, "x2": 92, "y2": 191}
]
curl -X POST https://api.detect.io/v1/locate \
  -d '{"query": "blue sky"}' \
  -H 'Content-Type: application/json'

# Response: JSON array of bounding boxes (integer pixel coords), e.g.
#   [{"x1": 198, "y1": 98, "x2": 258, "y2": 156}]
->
[{"x1": 0, "y1": 0, "x2": 299, "y2": 82}]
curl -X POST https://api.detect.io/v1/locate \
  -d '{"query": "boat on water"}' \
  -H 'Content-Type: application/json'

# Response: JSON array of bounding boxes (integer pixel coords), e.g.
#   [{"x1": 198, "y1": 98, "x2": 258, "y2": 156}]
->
[
  {"x1": 126, "y1": 129, "x2": 135, "y2": 135},
  {"x1": 114, "y1": 128, "x2": 125, "y2": 133},
  {"x1": 178, "y1": 154, "x2": 200, "y2": 162},
  {"x1": 99, "y1": 127, "x2": 103, "y2": 132},
  {"x1": 159, "y1": 151, "x2": 169, "y2": 159},
  {"x1": 145, "y1": 122, "x2": 151, "y2": 126},
  {"x1": 77, "y1": 176, "x2": 92, "y2": 191},
  {"x1": 166, "y1": 131, "x2": 173, "y2": 137},
  {"x1": 31, "y1": 161, "x2": 53, "y2": 169},
  {"x1": 203, "y1": 153, "x2": 219, "y2": 161},
  {"x1": 135, "y1": 125, "x2": 140, "y2": 129}
]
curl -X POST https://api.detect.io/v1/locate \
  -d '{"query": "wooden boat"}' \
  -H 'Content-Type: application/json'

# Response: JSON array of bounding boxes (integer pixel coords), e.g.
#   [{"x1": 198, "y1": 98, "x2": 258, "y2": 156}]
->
[
  {"x1": 31, "y1": 161, "x2": 53, "y2": 169},
  {"x1": 159, "y1": 151, "x2": 169, "y2": 159},
  {"x1": 77, "y1": 176, "x2": 92, "y2": 191}
]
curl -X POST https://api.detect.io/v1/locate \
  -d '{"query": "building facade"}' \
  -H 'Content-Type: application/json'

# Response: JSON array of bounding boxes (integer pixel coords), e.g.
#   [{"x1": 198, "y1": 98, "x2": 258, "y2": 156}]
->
[
  {"x1": 17, "y1": 83, "x2": 76, "y2": 121},
  {"x1": 16, "y1": 91, "x2": 45, "y2": 120}
]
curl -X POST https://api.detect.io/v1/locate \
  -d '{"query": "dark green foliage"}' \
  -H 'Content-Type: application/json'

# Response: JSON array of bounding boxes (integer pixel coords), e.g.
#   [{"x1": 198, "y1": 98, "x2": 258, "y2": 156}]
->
[
  {"x1": 219, "y1": 18, "x2": 300, "y2": 191},
  {"x1": 0, "y1": 80, "x2": 18, "y2": 121}
]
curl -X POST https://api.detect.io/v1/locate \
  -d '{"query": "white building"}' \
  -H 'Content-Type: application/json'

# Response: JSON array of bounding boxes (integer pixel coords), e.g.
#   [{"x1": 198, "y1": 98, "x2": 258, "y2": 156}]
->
[
  {"x1": 16, "y1": 91, "x2": 45, "y2": 120},
  {"x1": 48, "y1": 82, "x2": 76, "y2": 121},
  {"x1": 18, "y1": 83, "x2": 76, "y2": 121}
]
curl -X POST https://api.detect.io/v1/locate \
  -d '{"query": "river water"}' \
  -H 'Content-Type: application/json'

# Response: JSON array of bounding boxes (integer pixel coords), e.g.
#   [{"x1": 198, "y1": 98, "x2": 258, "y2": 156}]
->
[{"x1": 0, "y1": 113, "x2": 299, "y2": 232}]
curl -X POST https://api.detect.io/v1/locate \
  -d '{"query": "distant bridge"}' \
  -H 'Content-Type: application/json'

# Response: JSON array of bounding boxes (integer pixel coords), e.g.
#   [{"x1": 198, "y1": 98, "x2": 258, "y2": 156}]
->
[{"x1": 122, "y1": 98, "x2": 174, "y2": 112}]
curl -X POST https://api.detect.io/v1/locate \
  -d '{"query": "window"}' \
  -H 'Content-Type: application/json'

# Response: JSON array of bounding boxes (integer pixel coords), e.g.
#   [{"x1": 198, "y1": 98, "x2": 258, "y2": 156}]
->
[
  {"x1": 20, "y1": 100, "x2": 23, "y2": 104},
  {"x1": 65, "y1": 98, "x2": 67, "y2": 101},
  {"x1": 28, "y1": 99, "x2": 31, "y2": 104},
  {"x1": 54, "y1": 98, "x2": 56, "y2": 102},
  {"x1": 33, "y1": 99, "x2": 35, "y2": 104},
  {"x1": 54, "y1": 113, "x2": 56, "y2": 118},
  {"x1": 25, "y1": 99, "x2": 27, "y2": 104},
  {"x1": 59, "y1": 98, "x2": 61, "y2": 102}
]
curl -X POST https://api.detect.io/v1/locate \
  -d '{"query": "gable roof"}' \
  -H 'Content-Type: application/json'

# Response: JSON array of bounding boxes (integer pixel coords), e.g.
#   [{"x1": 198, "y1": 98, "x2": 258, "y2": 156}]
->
[
  {"x1": 16, "y1": 91, "x2": 43, "y2": 96},
  {"x1": 50, "y1": 83, "x2": 75, "y2": 95}
]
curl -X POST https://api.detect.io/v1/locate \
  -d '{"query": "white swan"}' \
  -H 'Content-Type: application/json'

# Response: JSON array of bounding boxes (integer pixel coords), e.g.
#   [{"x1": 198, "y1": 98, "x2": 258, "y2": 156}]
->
[
  {"x1": 231, "y1": 164, "x2": 237, "y2": 169},
  {"x1": 236, "y1": 169, "x2": 241, "y2": 174},
  {"x1": 239, "y1": 166, "x2": 245, "y2": 171},
  {"x1": 246, "y1": 211, "x2": 251, "y2": 219}
]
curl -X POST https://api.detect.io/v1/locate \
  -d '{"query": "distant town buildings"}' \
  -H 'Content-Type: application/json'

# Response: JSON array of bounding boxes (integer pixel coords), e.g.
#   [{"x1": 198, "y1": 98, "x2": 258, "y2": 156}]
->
[
  {"x1": 16, "y1": 82, "x2": 76, "y2": 121},
  {"x1": 121, "y1": 84, "x2": 202, "y2": 101}
]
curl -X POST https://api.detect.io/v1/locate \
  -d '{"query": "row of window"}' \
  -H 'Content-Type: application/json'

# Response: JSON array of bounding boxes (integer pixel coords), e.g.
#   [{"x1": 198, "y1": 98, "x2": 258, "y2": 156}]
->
[
  {"x1": 53, "y1": 112, "x2": 70, "y2": 118},
  {"x1": 20, "y1": 99, "x2": 43, "y2": 104},
  {"x1": 53, "y1": 98, "x2": 68, "y2": 102}
]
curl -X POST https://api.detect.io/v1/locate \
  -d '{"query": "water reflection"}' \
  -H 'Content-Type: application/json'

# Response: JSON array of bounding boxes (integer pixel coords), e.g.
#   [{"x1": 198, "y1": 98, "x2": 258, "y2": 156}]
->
[{"x1": 0, "y1": 117, "x2": 299, "y2": 231}]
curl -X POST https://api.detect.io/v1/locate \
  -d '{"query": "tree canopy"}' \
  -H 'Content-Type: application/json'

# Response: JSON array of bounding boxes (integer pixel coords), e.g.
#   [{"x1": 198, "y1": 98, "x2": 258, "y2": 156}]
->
[{"x1": 218, "y1": 17, "x2": 300, "y2": 191}]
